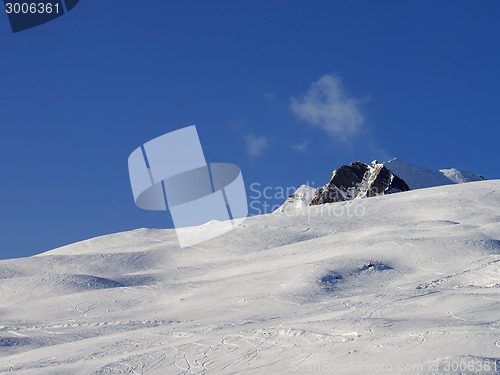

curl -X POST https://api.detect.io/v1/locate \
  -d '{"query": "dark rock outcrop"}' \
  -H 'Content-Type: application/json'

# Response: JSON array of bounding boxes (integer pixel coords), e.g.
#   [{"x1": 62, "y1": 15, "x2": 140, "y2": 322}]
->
[
  {"x1": 310, "y1": 161, "x2": 410, "y2": 205},
  {"x1": 310, "y1": 161, "x2": 369, "y2": 204}
]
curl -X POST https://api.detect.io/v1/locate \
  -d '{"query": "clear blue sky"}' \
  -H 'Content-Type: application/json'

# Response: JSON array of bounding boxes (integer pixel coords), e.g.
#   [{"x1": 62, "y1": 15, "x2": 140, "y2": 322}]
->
[{"x1": 1, "y1": 0, "x2": 499, "y2": 259}]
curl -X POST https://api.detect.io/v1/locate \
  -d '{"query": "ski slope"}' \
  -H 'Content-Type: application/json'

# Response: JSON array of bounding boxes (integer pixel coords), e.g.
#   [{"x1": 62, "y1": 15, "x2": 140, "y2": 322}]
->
[{"x1": 1, "y1": 181, "x2": 499, "y2": 374}]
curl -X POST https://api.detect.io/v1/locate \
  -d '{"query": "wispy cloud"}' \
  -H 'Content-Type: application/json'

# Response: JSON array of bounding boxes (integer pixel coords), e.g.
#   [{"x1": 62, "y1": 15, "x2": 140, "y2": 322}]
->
[
  {"x1": 291, "y1": 140, "x2": 309, "y2": 153},
  {"x1": 245, "y1": 134, "x2": 269, "y2": 157},
  {"x1": 290, "y1": 74, "x2": 365, "y2": 143},
  {"x1": 263, "y1": 92, "x2": 275, "y2": 102}
]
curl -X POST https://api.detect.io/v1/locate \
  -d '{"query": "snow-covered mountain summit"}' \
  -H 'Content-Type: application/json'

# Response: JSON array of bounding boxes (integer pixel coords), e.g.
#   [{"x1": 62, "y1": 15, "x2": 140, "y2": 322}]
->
[
  {"x1": 277, "y1": 158, "x2": 484, "y2": 212},
  {"x1": 274, "y1": 184, "x2": 316, "y2": 213},
  {"x1": 311, "y1": 160, "x2": 409, "y2": 205},
  {"x1": 277, "y1": 160, "x2": 409, "y2": 212},
  {"x1": 440, "y1": 167, "x2": 485, "y2": 184},
  {"x1": 384, "y1": 158, "x2": 484, "y2": 189}
]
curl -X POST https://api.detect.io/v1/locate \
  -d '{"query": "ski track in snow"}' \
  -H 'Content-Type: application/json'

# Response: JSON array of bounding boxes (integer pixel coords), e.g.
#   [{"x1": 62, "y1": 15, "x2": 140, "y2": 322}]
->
[{"x1": 0, "y1": 181, "x2": 499, "y2": 374}]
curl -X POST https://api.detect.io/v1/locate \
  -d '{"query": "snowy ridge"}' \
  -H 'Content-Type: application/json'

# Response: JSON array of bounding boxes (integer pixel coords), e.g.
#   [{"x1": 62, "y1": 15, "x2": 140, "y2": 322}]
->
[
  {"x1": 278, "y1": 160, "x2": 409, "y2": 211},
  {"x1": 355, "y1": 160, "x2": 409, "y2": 199},
  {"x1": 274, "y1": 185, "x2": 316, "y2": 213},
  {"x1": 384, "y1": 158, "x2": 484, "y2": 189},
  {"x1": 355, "y1": 162, "x2": 376, "y2": 199},
  {"x1": 276, "y1": 158, "x2": 484, "y2": 212},
  {"x1": 440, "y1": 168, "x2": 485, "y2": 184},
  {"x1": 0, "y1": 181, "x2": 499, "y2": 373}
]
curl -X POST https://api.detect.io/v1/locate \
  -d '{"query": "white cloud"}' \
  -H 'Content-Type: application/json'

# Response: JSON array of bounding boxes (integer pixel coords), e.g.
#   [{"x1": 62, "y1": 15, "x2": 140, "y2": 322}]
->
[
  {"x1": 290, "y1": 74, "x2": 364, "y2": 142},
  {"x1": 291, "y1": 140, "x2": 309, "y2": 153},
  {"x1": 245, "y1": 134, "x2": 268, "y2": 157}
]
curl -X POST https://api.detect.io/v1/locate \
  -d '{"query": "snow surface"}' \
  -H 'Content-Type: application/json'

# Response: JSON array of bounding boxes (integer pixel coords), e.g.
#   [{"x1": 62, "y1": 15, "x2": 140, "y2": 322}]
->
[
  {"x1": 275, "y1": 185, "x2": 317, "y2": 213},
  {"x1": 384, "y1": 158, "x2": 483, "y2": 190},
  {"x1": 1, "y1": 181, "x2": 500, "y2": 374},
  {"x1": 440, "y1": 168, "x2": 484, "y2": 184}
]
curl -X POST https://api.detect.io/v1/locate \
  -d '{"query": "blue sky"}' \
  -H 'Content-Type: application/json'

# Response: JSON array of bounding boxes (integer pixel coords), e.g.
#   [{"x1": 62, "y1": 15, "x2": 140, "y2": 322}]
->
[{"x1": 1, "y1": 1, "x2": 499, "y2": 259}]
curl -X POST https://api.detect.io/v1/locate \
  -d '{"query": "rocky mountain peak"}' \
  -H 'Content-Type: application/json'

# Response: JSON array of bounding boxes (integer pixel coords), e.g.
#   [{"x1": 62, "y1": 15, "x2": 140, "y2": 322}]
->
[
  {"x1": 275, "y1": 158, "x2": 483, "y2": 213},
  {"x1": 310, "y1": 161, "x2": 410, "y2": 206}
]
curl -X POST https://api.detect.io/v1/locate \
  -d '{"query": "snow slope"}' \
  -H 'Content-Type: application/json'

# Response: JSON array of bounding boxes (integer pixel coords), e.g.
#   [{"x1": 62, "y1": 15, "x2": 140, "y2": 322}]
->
[
  {"x1": 384, "y1": 158, "x2": 484, "y2": 190},
  {"x1": 275, "y1": 185, "x2": 316, "y2": 213},
  {"x1": 1, "y1": 181, "x2": 499, "y2": 374},
  {"x1": 440, "y1": 168, "x2": 484, "y2": 184}
]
